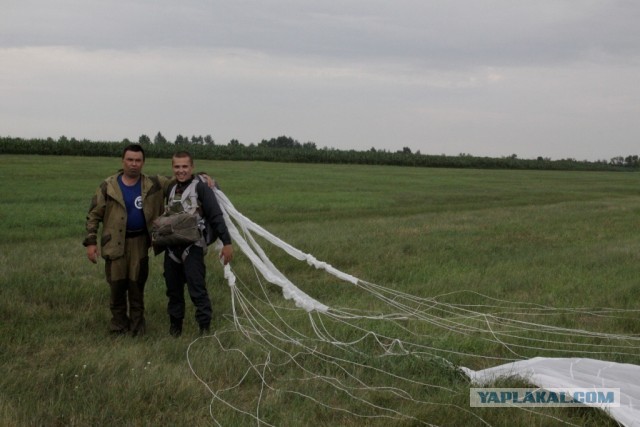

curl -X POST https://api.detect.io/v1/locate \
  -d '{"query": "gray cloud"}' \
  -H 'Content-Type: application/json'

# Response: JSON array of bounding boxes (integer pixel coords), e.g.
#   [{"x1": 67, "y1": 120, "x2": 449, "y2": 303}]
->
[{"x1": 6, "y1": 1, "x2": 640, "y2": 63}]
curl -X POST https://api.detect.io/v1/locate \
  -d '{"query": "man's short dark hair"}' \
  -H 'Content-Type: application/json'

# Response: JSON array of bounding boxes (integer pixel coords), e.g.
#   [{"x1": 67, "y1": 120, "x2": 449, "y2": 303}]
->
[
  {"x1": 173, "y1": 150, "x2": 193, "y2": 165},
  {"x1": 123, "y1": 144, "x2": 145, "y2": 161}
]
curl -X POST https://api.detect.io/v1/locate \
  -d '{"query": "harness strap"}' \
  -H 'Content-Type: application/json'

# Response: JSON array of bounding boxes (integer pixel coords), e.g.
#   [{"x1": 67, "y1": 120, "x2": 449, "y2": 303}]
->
[{"x1": 167, "y1": 245, "x2": 192, "y2": 264}]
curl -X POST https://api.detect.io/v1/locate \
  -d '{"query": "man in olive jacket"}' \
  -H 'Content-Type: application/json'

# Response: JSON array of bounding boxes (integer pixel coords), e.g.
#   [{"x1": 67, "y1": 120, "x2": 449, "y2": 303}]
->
[{"x1": 83, "y1": 144, "x2": 170, "y2": 336}]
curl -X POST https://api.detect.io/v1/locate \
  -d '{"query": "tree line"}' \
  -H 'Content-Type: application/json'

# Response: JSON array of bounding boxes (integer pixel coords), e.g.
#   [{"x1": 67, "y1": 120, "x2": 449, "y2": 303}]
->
[{"x1": 1, "y1": 134, "x2": 638, "y2": 172}]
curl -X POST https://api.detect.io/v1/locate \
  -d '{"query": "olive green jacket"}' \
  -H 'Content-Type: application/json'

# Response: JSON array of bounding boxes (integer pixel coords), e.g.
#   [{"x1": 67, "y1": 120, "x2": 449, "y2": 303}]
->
[{"x1": 83, "y1": 173, "x2": 172, "y2": 260}]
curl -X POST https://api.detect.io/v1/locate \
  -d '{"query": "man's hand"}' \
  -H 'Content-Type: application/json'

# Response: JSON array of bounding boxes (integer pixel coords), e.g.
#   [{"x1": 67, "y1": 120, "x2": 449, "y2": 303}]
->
[
  {"x1": 219, "y1": 244, "x2": 233, "y2": 265},
  {"x1": 87, "y1": 245, "x2": 99, "y2": 264},
  {"x1": 199, "y1": 173, "x2": 217, "y2": 189}
]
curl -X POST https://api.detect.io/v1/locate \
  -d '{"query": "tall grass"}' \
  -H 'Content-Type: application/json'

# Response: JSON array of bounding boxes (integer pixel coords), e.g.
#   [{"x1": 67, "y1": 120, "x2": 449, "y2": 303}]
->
[{"x1": 1, "y1": 154, "x2": 639, "y2": 425}]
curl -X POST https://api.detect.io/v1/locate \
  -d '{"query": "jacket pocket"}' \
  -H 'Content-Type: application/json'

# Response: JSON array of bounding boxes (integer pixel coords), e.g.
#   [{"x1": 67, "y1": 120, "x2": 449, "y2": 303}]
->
[{"x1": 101, "y1": 233, "x2": 112, "y2": 247}]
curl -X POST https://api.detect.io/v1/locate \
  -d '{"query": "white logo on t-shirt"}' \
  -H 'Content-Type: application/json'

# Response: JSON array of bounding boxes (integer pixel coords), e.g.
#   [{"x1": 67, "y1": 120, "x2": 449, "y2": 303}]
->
[{"x1": 135, "y1": 196, "x2": 143, "y2": 209}]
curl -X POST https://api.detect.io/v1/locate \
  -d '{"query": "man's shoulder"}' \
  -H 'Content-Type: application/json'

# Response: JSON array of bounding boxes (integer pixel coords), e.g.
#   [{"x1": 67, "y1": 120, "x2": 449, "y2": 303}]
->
[
  {"x1": 179, "y1": 177, "x2": 207, "y2": 196},
  {"x1": 102, "y1": 172, "x2": 121, "y2": 192},
  {"x1": 95, "y1": 173, "x2": 123, "y2": 202},
  {"x1": 142, "y1": 173, "x2": 160, "y2": 184},
  {"x1": 194, "y1": 177, "x2": 213, "y2": 196},
  {"x1": 144, "y1": 174, "x2": 175, "y2": 194},
  {"x1": 104, "y1": 172, "x2": 121, "y2": 183}
]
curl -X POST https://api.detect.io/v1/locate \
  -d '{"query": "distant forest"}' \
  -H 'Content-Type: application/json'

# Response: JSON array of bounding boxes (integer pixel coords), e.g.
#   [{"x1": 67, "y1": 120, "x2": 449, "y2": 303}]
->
[{"x1": 1, "y1": 133, "x2": 638, "y2": 171}]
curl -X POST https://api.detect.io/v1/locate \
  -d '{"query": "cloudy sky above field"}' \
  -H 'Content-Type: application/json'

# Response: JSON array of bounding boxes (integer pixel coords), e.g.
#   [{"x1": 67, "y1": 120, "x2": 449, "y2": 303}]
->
[{"x1": 1, "y1": 1, "x2": 639, "y2": 160}]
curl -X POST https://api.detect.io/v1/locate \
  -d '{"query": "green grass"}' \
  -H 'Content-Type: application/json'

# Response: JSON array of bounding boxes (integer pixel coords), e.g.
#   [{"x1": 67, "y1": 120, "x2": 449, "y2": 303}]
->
[{"x1": 1, "y1": 154, "x2": 639, "y2": 426}]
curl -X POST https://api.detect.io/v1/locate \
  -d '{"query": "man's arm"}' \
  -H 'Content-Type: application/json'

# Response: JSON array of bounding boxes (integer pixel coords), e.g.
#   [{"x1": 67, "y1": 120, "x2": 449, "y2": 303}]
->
[
  {"x1": 196, "y1": 181, "x2": 233, "y2": 264},
  {"x1": 83, "y1": 181, "x2": 108, "y2": 263}
]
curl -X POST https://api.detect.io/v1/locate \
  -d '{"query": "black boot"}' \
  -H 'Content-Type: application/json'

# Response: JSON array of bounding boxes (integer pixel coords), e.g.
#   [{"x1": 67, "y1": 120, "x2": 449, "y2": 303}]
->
[
  {"x1": 199, "y1": 323, "x2": 210, "y2": 335},
  {"x1": 169, "y1": 316, "x2": 183, "y2": 337}
]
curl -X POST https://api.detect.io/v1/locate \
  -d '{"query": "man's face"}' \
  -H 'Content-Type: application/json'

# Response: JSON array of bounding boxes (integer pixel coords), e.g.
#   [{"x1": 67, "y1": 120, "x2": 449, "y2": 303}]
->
[
  {"x1": 122, "y1": 150, "x2": 144, "y2": 179},
  {"x1": 172, "y1": 156, "x2": 194, "y2": 183}
]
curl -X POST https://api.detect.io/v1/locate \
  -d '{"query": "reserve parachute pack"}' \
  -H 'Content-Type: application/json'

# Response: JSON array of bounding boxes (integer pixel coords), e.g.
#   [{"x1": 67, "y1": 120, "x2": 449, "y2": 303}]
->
[{"x1": 151, "y1": 176, "x2": 214, "y2": 248}]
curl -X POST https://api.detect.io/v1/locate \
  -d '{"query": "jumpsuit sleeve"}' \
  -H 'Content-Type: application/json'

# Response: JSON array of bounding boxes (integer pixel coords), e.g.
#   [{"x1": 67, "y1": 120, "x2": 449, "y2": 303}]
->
[{"x1": 196, "y1": 181, "x2": 232, "y2": 246}]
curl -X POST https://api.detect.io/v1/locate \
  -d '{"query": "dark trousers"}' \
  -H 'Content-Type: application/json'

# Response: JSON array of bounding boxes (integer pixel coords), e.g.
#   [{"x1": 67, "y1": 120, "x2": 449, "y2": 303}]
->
[
  {"x1": 104, "y1": 235, "x2": 149, "y2": 334},
  {"x1": 163, "y1": 245, "x2": 212, "y2": 328}
]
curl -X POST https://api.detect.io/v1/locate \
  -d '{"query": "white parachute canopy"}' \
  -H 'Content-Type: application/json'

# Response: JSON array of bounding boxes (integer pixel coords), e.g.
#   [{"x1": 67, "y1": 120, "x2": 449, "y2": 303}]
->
[
  {"x1": 462, "y1": 358, "x2": 640, "y2": 427},
  {"x1": 193, "y1": 187, "x2": 640, "y2": 426}
]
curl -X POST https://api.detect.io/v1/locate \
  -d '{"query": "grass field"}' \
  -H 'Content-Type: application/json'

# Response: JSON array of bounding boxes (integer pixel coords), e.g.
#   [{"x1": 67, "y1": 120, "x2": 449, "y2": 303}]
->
[{"x1": 1, "y1": 154, "x2": 639, "y2": 426}]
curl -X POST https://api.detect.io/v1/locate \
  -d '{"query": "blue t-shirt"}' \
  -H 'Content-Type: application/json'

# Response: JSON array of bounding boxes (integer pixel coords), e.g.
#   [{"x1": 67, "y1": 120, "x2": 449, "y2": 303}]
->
[{"x1": 118, "y1": 176, "x2": 146, "y2": 231}]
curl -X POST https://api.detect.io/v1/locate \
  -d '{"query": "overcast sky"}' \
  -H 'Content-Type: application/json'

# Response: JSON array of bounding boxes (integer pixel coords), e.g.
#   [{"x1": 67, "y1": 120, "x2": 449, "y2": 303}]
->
[{"x1": 1, "y1": 1, "x2": 639, "y2": 160}]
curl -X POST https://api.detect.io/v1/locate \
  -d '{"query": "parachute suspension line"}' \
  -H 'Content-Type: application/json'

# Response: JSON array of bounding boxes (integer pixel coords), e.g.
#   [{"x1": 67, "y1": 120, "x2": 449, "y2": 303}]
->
[
  {"x1": 216, "y1": 186, "x2": 640, "y2": 363},
  {"x1": 186, "y1": 333, "x2": 276, "y2": 427},
  {"x1": 221, "y1": 188, "x2": 640, "y2": 356},
  {"x1": 220, "y1": 187, "x2": 637, "y2": 349},
  {"x1": 191, "y1": 188, "x2": 640, "y2": 426},
  {"x1": 210, "y1": 226, "x2": 476, "y2": 424},
  {"x1": 217, "y1": 190, "x2": 329, "y2": 314}
]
